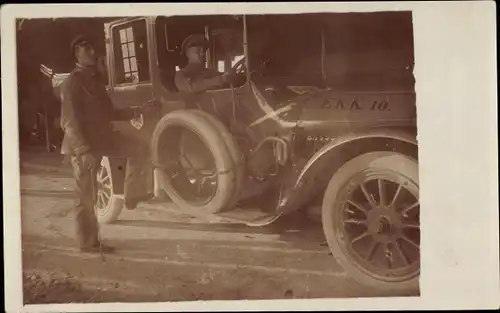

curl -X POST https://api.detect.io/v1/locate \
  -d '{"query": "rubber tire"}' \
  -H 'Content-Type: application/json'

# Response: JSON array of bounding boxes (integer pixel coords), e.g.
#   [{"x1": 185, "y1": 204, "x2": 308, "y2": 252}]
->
[
  {"x1": 322, "y1": 151, "x2": 419, "y2": 292},
  {"x1": 189, "y1": 110, "x2": 245, "y2": 211},
  {"x1": 151, "y1": 109, "x2": 240, "y2": 214},
  {"x1": 95, "y1": 157, "x2": 124, "y2": 224}
]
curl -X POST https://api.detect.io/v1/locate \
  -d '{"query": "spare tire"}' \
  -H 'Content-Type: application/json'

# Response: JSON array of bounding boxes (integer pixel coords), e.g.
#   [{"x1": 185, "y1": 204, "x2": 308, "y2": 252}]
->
[
  {"x1": 151, "y1": 109, "x2": 242, "y2": 214},
  {"x1": 189, "y1": 110, "x2": 245, "y2": 209}
]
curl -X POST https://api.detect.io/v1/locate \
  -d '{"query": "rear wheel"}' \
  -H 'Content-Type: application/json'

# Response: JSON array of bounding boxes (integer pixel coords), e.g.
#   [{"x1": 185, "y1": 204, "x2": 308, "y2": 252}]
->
[
  {"x1": 94, "y1": 157, "x2": 124, "y2": 224},
  {"x1": 151, "y1": 110, "x2": 242, "y2": 214},
  {"x1": 322, "y1": 151, "x2": 420, "y2": 292}
]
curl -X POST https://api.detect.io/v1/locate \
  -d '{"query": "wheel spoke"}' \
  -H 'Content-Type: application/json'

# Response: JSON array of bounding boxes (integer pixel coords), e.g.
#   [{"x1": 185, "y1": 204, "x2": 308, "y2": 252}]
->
[
  {"x1": 394, "y1": 240, "x2": 410, "y2": 266},
  {"x1": 344, "y1": 207, "x2": 356, "y2": 215},
  {"x1": 384, "y1": 243, "x2": 393, "y2": 269},
  {"x1": 100, "y1": 193, "x2": 107, "y2": 207},
  {"x1": 351, "y1": 232, "x2": 370, "y2": 244},
  {"x1": 402, "y1": 222, "x2": 420, "y2": 229},
  {"x1": 347, "y1": 200, "x2": 368, "y2": 215},
  {"x1": 96, "y1": 195, "x2": 103, "y2": 209},
  {"x1": 102, "y1": 185, "x2": 112, "y2": 196},
  {"x1": 99, "y1": 168, "x2": 106, "y2": 180},
  {"x1": 101, "y1": 189, "x2": 111, "y2": 201},
  {"x1": 367, "y1": 240, "x2": 379, "y2": 262},
  {"x1": 343, "y1": 218, "x2": 366, "y2": 226},
  {"x1": 389, "y1": 183, "x2": 403, "y2": 207},
  {"x1": 378, "y1": 179, "x2": 387, "y2": 206},
  {"x1": 360, "y1": 182, "x2": 377, "y2": 209},
  {"x1": 97, "y1": 193, "x2": 104, "y2": 209},
  {"x1": 401, "y1": 200, "x2": 419, "y2": 217},
  {"x1": 101, "y1": 176, "x2": 111, "y2": 185},
  {"x1": 401, "y1": 235, "x2": 420, "y2": 250}
]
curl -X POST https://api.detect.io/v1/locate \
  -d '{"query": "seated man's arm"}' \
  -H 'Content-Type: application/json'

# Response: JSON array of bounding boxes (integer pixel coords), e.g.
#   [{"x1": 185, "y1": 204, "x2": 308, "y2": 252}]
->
[{"x1": 175, "y1": 71, "x2": 228, "y2": 93}]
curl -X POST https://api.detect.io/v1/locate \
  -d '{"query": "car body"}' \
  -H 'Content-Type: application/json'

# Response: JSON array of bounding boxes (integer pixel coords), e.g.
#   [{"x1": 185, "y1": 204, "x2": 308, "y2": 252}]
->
[{"x1": 50, "y1": 12, "x2": 420, "y2": 293}]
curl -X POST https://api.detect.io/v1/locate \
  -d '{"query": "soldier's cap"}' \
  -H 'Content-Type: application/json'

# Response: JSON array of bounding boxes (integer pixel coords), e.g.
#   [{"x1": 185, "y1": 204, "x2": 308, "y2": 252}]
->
[
  {"x1": 181, "y1": 34, "x2": 209, "y2": 54},
  {"x1": 71, "y1": 34, "x2": 93, "y2": 56}
]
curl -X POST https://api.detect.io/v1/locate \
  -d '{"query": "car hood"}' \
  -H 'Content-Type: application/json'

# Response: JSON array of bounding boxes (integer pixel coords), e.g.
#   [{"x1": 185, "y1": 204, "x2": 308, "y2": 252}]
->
[{"x1": 248, "y1": 77, "x2": 417, "y2": 130}]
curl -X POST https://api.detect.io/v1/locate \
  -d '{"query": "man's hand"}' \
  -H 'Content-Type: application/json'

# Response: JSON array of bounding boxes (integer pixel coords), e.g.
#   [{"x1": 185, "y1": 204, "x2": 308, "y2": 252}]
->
[
  {"x1": 81, "y1": 152, "x2": 97, "y2": 170},
  {"x1": 133, "y1": 101, "x2": 156, "y2": 117}
]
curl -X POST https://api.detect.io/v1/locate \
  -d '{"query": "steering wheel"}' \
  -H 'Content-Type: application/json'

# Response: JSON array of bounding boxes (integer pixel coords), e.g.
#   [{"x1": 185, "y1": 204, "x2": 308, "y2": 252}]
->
[{"x1": 231, "y1": 57, "x2": 247, "y2": 75}]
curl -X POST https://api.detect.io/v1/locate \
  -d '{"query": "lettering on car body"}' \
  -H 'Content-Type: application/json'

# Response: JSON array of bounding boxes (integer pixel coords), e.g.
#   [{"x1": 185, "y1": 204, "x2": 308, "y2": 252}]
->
[
  {"x1": 306, "y1": 135, "x2": 336, "y2": 141},
  {"x1": 319, "y1": 97, "x2": 390, "y2": 111}
]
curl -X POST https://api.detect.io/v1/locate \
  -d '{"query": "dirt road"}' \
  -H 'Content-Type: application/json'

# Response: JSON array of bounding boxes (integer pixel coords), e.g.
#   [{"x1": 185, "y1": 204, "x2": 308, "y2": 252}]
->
[{"x1": 19, "y1": 161, "x2": 417, "y2": 304}]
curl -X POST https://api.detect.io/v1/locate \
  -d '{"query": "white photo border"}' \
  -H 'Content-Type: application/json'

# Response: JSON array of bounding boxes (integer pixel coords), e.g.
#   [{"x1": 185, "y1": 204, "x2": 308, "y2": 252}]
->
[{"x1": 2, "y1": 2, "x2": 498, "y2": 312}]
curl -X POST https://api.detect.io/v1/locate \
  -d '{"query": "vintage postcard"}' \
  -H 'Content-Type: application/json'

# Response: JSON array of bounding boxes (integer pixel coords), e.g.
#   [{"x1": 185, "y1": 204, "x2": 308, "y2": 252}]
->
[{"x1": 2, "y1": 2, "x2": 498, "y2": 312}]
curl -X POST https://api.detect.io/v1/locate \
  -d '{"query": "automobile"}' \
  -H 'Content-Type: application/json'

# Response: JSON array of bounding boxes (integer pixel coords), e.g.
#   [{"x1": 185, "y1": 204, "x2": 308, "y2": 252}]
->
[{"x1": 49, "y1": 12, "x2": 420, "y2": 293}]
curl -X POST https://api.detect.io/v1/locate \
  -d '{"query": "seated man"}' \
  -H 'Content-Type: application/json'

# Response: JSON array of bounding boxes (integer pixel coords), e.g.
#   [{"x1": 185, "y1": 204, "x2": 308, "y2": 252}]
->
[{"x1": 175, "y1": 34, "x2": 233, "y2": 92}]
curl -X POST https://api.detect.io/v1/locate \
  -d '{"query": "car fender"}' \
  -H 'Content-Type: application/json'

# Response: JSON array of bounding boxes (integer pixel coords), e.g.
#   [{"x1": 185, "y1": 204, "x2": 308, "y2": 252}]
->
[{"x1": 277, "y1": 128, "x2": 418, "y2": 214}]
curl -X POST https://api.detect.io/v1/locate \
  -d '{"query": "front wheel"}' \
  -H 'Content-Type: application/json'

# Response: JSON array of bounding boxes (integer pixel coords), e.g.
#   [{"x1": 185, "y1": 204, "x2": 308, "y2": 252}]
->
[{"x1": 322, "y1": 151, "x2": 420, "y2": 292}]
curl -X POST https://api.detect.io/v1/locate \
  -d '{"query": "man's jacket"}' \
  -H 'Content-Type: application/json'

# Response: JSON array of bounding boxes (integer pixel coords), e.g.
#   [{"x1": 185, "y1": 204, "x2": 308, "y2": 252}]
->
[
  {"x1": 175, "y1": 63, "x2": 226, "y2": 93},
  {"x1": 59, "y1": 64, "x2": 134, "y2": 156}
]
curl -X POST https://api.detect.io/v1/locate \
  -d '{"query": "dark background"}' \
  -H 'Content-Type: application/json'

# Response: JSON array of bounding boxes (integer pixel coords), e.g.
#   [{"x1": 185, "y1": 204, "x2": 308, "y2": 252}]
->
[{"x1": 16, "y1": 12, "x2": 414, "y2": 152}]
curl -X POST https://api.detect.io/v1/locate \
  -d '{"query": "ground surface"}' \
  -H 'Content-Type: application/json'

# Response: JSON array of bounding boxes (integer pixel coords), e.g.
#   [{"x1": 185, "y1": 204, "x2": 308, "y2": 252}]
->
[{"x1": 18, "y1": 150, "x2": 418, "y2": 304}]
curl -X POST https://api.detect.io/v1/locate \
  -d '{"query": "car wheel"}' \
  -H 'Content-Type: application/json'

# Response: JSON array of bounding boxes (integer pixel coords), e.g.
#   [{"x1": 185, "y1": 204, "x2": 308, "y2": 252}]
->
[
  {"x1": 322, "y1": 151, "x2": 420, "y2": 292},
  {"x1": 94, "y1": 157, "x2": 124, "y2": 224}
]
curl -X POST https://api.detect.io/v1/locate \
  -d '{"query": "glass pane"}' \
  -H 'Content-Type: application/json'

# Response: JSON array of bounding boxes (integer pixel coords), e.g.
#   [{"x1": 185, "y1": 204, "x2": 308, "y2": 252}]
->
[
  {"x1": 218, "y1": 61, "x2": 225, "y2": 73},
  {"x1": 128, "y1": 42, "x2": 136, "y2": 57},
  {"x1": 123, "y1": 59, "x2": 130, "y2": 72},
  {"x1": 130, "y1": 57, "x2": 138, "y2": 72},
  {"x1": 121, "y1": 44, "x2": 129, "y2": 58},
  {"x1": 132, "y1": 72, "x2": 139, "y2": 83},
  {"x1": 126, "y1": 27, "x2": 134, "y2": 41},
  {"x1": 119, "y1": 29, "x2": 127, "y2": 43}
]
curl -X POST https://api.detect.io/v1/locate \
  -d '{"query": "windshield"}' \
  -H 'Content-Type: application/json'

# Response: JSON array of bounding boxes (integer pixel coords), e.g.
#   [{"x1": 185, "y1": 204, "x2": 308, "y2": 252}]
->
[
  {"x1": 154, "y1": 13, "x2": 414, "y2": 90},
  {"x1": 155, "y1": 15, "x2": 246, "y2": 90}
]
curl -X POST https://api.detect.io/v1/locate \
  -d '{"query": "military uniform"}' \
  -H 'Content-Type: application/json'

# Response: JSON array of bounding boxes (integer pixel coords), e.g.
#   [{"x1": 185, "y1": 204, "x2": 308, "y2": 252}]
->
[
  {"x1": 174, "y1": 34, "x2": 228, "y2": 93},
  {"x1": 61, "y1": 36, "x2": 151, "y2": 250},
  {"x1": 175, "y1": 63, "x2": 227, "y2": 92}
]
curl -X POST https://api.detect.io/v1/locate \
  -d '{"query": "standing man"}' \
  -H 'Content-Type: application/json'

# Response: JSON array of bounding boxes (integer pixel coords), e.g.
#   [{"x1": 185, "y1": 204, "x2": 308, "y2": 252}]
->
[
  {"x1": 175, "y1": 34, "x2": 234, "y2": 92},
  {"x1": 60, "y1": 35, "x2": 152, "y2": 253}
]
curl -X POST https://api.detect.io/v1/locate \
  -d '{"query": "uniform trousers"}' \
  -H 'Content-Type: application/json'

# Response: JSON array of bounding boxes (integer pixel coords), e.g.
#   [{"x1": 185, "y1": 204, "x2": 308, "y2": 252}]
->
[{"x1": 69, "y1": 133, "x2": 151, "y2": 249}]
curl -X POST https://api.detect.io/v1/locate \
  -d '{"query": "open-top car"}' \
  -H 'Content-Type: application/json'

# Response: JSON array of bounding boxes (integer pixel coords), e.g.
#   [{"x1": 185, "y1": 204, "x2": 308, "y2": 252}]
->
[{"x1": 49, "y1": 12, "x2": 420, "y2": 293}]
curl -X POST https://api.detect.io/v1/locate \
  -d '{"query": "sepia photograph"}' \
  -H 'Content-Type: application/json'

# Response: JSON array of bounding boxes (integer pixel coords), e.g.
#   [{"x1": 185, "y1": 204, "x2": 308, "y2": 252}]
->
[
  {"x1": 16, "y1": 10, "x2": 420, "y2": 303},
  {"x1": 2, "y1": 2, "x2": 498, "y2": 312}
]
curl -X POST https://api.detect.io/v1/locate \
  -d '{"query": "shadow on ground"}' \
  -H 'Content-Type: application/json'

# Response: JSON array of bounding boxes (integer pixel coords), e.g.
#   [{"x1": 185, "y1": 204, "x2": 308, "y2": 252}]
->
[
  {"x1": 20, "y1": 189, "x2": 76, "y2": 199},
  {"x1": 20, "y1": 167, "x2": 72, "y2": 178},
  {"x1": 114, "y1": 210, "x2": 327, "y2": 248}
]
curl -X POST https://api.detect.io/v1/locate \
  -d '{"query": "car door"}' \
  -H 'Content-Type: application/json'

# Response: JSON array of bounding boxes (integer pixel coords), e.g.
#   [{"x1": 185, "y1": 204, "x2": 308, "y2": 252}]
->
[{"x1": 105, "y1": 17, "x2": 157, "y2": 143}]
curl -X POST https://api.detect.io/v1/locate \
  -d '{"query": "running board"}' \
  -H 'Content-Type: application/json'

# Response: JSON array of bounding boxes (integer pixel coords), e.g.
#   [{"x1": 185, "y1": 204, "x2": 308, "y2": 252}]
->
[{"x1": 215, "y1": 206, "x2": 282, "y2": 227}]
